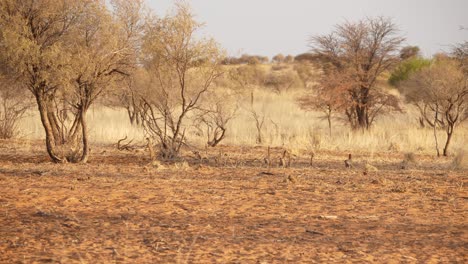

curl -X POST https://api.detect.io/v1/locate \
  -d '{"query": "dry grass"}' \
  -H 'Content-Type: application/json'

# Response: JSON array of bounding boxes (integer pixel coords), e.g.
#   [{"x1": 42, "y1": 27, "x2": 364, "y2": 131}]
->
[{"x1": 17, "y1": 88, "x2": 468, "y2": 157}]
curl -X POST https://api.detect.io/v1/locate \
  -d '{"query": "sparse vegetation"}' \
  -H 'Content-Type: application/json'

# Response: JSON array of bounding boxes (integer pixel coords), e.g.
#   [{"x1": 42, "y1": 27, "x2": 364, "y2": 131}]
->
[
  {"x1": 0, "y1": 1, "x2": 466, "y2": 263},
  {"x1": 134, "y1": 4, "x2": 222, "y2": 159}
]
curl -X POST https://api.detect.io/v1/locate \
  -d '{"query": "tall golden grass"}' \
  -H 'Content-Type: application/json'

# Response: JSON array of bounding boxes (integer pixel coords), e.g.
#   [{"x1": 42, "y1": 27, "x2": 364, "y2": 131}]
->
[{"x1": 18, "y1": 88, "x2": 467, "y2": 154}]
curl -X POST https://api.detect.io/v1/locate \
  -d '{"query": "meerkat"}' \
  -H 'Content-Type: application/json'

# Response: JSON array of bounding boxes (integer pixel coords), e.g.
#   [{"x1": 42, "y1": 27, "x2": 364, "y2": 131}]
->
[
  {"x1": 310, "y1": 151, "x2": 315, "y2": 166},
  {"x1": 287, "y1": 175, "x2": 297, "y2": 184},
  {"x1": 279, "y1": 149, "x2": 291, "y2": 168},
  {"x1": 264, "y1": 146, "x2": 271, "y2": 168},
  {"x1": 146, "y1": 137, "x2": 156, "y2": 161},
  {"x1": 344, "y1": 153, "x2": 353, "y2": 168},
  {"x1": 193, "y1": 151, "x2": 202, "y2": 161},
  {"x1": 214, "y1": 151, "x2": 228, "y2": 166}
]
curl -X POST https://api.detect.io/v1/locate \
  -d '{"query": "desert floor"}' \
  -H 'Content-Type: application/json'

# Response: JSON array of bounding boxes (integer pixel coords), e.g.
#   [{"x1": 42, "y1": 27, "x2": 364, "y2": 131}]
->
[{"x1": 0, "y1": 140, "x2": 466, "y2": 263}]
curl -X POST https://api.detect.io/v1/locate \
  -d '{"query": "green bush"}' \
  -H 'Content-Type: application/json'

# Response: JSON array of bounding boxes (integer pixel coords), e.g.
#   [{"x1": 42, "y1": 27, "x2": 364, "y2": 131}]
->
[{"x1": 389, "y1": 57, "x2": 431, "y2": 87}]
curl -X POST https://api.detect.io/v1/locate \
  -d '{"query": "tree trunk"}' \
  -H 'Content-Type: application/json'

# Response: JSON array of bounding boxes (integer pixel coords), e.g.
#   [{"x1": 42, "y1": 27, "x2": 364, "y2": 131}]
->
[
  {"x1": 79, "y1": 108, "x2": 90, "y2": 163},
  {"x1": 256, "y1": 128, "x2": 262, "y2": 144},
  {"x1": 433, "y1": 106, "x2": 440, "y2": 157},
  {"x1": 47, "y1": 110, "x2": 62, "y2": 144},
  {"x1": 35, "y1": 93, "x2": 90, "y2": 163},
  {"x1": 208, "y1": 127, "x2": 226, "y2": 147},
  {"x1": 36, "y1": 95, "x2": 65, "y2": 163},
  {"x1": 418, "y1": 117, "x2": 425, "y2": 128},
  {"x1": 443, "y1": 124, "x2": 454, "y2": 157},
  {"x1": 355, "y1": 105, "x2": 368, "y2": 130}
]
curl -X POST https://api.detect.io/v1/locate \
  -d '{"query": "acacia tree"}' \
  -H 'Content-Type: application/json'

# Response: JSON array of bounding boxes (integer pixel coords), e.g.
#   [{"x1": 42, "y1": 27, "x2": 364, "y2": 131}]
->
[
  {"x1": 0, "y1": 0, "x2": 140, "y2": 162},
  {"x1": 63, "y1": 0, "x2": 142, "y2": 163},
  {"x1": 136, "y1": 4, "x2": 223, "y2": 159},
  {"x1": 0, "y1": 0, "x2": 83, "y2": 162},
  {"x1": 310, "y1": 17, "x2": 404, "y2": 129},
  {"x1": 403, "y1": 58, "x2": 467, "y2": 156}
]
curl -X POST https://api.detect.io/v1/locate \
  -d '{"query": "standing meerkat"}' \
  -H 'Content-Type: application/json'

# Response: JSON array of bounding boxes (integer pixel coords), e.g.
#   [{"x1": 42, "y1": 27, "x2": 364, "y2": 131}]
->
[
  {"x1": 344, "y1": 153, "x2": 353, "y2": 168},
  {"x1": 264, "y1": 146, "x2": 271, "y2": 168},
  {"x1": 309, "y1": 151, "x2": 315, "y2": 166},
  {"x1": 279, "y1": 149, "x2": 291, "y2": 168},
  {"x1": 146, "y1": 137, "x2": 156, "y2": 161}
]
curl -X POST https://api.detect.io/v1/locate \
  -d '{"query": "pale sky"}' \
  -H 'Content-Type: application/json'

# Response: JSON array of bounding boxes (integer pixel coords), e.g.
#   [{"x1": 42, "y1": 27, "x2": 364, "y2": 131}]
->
[{"x1": 146, "y1": 0, "x2": 468, "y2": 58}]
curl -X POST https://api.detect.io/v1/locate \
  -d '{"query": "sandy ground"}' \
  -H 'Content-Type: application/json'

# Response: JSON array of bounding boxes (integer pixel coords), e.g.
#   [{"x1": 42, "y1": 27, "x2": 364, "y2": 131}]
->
[{"x1": 0, "y1": 141, "x2": 467, "y2": 263}]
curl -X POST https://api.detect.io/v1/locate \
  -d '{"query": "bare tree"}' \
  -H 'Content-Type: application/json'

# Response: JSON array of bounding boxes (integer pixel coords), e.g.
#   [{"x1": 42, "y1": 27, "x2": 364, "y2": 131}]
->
[
  {"x1": 135, "y1": 3, "x2": 223, "y2": 159},
  {"x1": 196, "y1": 90, "x2": 238, "y2": 147},
  {"x1": 310, "y1": 17, "x2": 404, "y2": 129},
  {"x1": 403, "y1": 58, "x2": 468, "y2": 156},
  {"x1": 248, "y1": 91, "x2": 266, "y2": 144}
]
